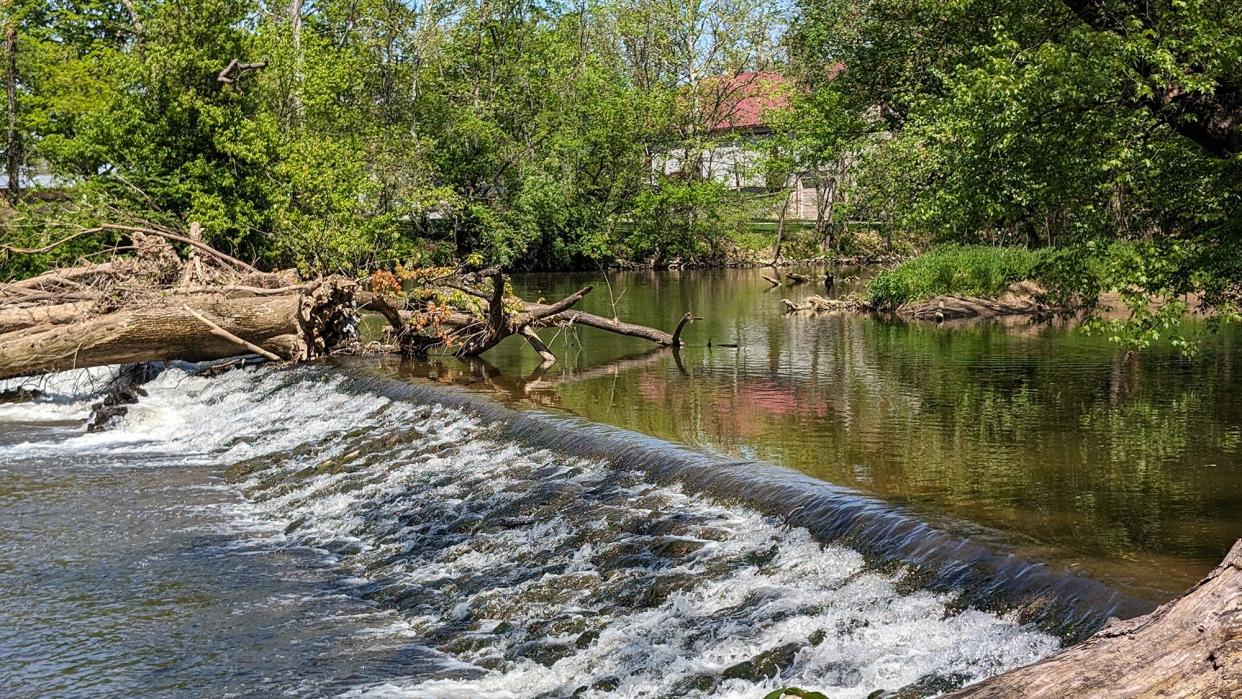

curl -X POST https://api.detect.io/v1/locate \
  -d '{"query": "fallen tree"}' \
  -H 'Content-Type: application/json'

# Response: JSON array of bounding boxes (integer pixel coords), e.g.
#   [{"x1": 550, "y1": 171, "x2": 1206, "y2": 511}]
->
[
  {"x1": 947, "y1": 538, "x2": 1242, "y2": 697},
  {"x1": 0, "y1": 222, "x2": 696, "y2": 380}
]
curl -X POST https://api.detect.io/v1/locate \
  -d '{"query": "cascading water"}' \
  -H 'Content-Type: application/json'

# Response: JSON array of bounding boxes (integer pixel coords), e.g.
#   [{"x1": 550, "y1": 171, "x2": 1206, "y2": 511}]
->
[{"x1": 0, "y1": 365, "x2": 1066, "y2": 697}]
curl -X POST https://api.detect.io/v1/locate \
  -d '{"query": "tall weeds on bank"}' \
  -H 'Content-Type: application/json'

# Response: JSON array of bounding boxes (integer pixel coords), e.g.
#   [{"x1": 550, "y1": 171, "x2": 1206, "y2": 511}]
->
[{"x1": 867, "y1": 245, "x2": 1048, "y2": 308}]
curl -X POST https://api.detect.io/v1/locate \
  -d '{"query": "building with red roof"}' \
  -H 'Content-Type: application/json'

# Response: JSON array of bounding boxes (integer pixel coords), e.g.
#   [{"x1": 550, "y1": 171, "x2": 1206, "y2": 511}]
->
[
  {"x1": 652, "y1": 69, "x2": 835, "y2": 221},
  {"x1": 704, "y1": 70, "x2": 792, "y2": 133}
]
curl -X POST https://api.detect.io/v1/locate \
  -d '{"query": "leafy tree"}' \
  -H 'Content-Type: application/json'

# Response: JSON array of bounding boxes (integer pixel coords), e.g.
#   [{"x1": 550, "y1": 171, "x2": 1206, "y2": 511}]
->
[{"x1": 788, "y1": 0, "x2": 1242, "y2": 342}]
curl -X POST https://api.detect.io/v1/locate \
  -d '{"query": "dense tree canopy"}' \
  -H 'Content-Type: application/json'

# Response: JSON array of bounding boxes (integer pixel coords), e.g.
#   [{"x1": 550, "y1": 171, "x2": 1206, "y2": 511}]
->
[
  {"x1": 788, "y1": 0, "x2": 1242, "y2": 337},
  {"x1": 2, "y1": 0, "x2": 783, "y2": 275}
]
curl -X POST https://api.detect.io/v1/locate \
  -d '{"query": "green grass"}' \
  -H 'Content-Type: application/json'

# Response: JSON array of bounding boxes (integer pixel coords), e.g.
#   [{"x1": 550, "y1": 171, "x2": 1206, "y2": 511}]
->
[{"x1": 867, "y1": 244, "x2": 1047, "y2": 307}]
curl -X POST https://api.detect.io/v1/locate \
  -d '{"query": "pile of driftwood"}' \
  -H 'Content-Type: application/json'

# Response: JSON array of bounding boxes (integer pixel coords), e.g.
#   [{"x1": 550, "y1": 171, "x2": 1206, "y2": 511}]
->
[{"x1": 0, "y1": 223, "x2": 694, "y2": 381}]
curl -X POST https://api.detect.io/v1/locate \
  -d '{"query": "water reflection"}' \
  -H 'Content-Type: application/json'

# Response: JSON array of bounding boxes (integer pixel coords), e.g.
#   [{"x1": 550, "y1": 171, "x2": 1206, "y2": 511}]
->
[{"x1": 385, "y1": 268, "x2": 1242, "y2": 602}]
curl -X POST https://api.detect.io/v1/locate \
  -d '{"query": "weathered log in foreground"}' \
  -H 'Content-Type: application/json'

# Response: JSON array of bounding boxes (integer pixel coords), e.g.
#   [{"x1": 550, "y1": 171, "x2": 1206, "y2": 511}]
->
[
  {"x1": 948, "y1": 538, "x2": 1242, "y2": 698},
  {"x1": 0, "y1": 224, "x2": 695, "y2": 379}
]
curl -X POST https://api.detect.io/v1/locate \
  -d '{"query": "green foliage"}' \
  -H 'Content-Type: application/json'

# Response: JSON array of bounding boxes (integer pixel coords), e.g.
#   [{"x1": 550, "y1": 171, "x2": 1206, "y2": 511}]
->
[
  {"x1": 625, "y1": 179, "x2": 751, "y2": 264},
  {"x1": 2, "y1": 0, "x2": 783, "y2": 277},
  {"x1": 788, "y1": 0, "x2": 1242, "y2": 343},
  {"x1": 868, "y1": 244, "x2": 1046, "y2": 307},
  {"x1": 763, "y1": 688, "x2": 830, "y2": 699}
]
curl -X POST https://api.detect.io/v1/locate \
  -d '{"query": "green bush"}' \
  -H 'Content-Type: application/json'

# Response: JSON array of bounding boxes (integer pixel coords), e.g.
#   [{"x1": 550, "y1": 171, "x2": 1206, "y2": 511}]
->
[{"x1": 867, "y1": 244, "x2": 1047, "y2": 307}]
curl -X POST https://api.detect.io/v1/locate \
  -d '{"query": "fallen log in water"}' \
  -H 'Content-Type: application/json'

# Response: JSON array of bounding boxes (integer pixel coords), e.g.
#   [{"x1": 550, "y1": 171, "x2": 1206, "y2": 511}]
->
[
  {"x1": 0, "y1": 281, "x2": 356, "y2": 380},
  {"x1": 781, "y1": 295, "x2": 866, "y2": 313},
  {"x1": 948, "y1": 539, "x2": 1242, "y2": 697},
  {"x1": 1, "y1": 221, "x2": 695, "y2": 374}
]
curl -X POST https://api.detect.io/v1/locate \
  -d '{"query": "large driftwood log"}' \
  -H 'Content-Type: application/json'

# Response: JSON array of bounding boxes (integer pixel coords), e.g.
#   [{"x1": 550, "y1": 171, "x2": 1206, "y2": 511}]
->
[
  {"x1": 0, "y1": 289, "x2": 326, "y2": 380},
  {"x1": 0, "y1": 300, "x2": 95, "y2": 334},
  {"x1": 949, "y1": 539, "x2": 1242, "y2": 698}
]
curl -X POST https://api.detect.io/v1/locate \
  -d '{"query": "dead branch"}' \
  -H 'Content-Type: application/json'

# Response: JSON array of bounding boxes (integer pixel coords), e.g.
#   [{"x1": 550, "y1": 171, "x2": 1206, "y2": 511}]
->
[
  {"x1": 217, "y1": 58, "x2": 268, "y2": 84},
  {"x1": 671, "y1": 312, "x2": 699, "y2": 347},
  {"x1": 535, "y1": 307, "x2": 687, "y2": 346},
  {"x1": 183, "y1": 305, "x2": 283, "y2": 361},
  {"x1": 0, "y1": 223, "x2": 258, "y2": 274},
  {"x1": 519, "y1": 326, "x2": 557, "y2": 364},
  {"x1": 516, "y1": 286, "x2": 593, "y2": 323}
]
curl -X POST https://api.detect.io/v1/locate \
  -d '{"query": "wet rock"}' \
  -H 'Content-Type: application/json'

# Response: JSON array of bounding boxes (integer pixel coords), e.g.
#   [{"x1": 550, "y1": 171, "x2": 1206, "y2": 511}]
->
[
  {"x1": 292, "y1": 457, "x2": 364, "y2": 480},
  {"x1": 890, "y1": 672, "x2": 971, "y2": 697},
  {"x1": 474, "y1": 655, "x2": 506, "y2": 671},
  {"x1": 284, "y1": 515, "x2": 308, "y2": 535},
  {"x1": 743, "y1": 544, "x2": 781, "y2": 568},
  {"x1": 808, "y1": 629, "x2": 827, "y2": 646},
  {"x1": 666, "y1": 673, "x2": 720, "y2": 696},
  {"x1": 649, "y1": 536, "x2": 707, "y2": 560},
  {"x1": 638, "y1": 574, "x2": 695, "y2": 607},
  {"x1": 821, "y1": 661, "x2": 863, "y2": 688},
  {"x1": 573, "y1": 675, "x2": 622, "y2": 695},
  {"x1": 86, "y1": 362, "x2": 163, "y2": 432},
  {"x1": 722, "y1": 642, "x2": 805, "y2": 681},
  {"x1": 223, "y1": 456, "x2": 274, "y2": 481},
  {"x1": 526, "y1": 614, "x2": 591, "y2": 638},
  {"x1": 325, "y1": 539, "x2": 363, "y2": 556},
  {"x1": 0, "y1": 387, "x2": 42, "y2": 403},
  {"x1": 438, "y1": 633, "x2": 499, "y2": 655},
  {"x1": 575, "y1": 629, "x2": 600, "y2": 649},
  {"x1": 513, "y1": 639, "x2": 576, "y2": 667}
]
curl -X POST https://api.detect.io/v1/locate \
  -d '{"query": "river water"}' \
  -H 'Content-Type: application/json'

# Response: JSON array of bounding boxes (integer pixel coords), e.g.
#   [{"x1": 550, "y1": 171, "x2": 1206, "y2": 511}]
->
[
  {"x1": 419, "y1": 268, "x2": 1242, "y2": 601},
  {"x1": 1, "y1": 268, "x2": 1238, "y2": 697}
]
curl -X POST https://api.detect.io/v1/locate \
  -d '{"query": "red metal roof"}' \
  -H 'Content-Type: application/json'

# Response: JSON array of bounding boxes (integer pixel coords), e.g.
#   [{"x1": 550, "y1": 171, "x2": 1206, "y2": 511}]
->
[
  {"x1": 703, "y1": 65, "x2": 844, "y2": 132},
  {"x1": 706, "y1": 71, "x2": 791, "y2": 132}
]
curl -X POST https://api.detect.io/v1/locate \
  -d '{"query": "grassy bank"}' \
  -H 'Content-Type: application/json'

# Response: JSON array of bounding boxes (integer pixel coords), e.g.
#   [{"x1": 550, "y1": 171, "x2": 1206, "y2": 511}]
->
[{"x1": 867, "y1": 245, "x2": 1048, "y2": 308}]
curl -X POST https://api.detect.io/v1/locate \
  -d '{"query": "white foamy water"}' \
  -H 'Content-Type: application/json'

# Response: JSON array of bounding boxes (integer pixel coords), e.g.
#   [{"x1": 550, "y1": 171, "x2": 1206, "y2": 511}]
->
[
  {"x1": 0, "y1": 367, "x2": 120, "y2": 423},
  {"x1": 1, "y1": 365, "x2": 1058, "y2": 697}
]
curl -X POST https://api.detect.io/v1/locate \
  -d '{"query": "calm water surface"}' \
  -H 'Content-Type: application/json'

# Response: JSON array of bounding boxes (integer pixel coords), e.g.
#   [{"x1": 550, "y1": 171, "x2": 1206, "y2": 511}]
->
[{"x1": 394, "y1": 268, "x2": 1242, "y2": 601}]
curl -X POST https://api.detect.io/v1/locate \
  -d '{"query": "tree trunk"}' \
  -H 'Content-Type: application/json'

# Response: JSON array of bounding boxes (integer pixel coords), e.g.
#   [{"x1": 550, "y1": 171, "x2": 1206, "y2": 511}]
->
[
  {"x1": 0, "y1": 277, "x2": 355, "y2": 381},
  {"x1": 770, "y1": 182, "x2": 792, "y2": 267},
  {"x1": 0, "y1": 294, "x2": 302, "y2": 380},
  {"x1": 949, "y1": 538, "x2": 1242, "y2": 698},
  {"x1": 5, "y1": 24, "x2": 19, "y2": 204},
  {"x1": 288, "y1": 0, "x2": 305, "y2": 124}
]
